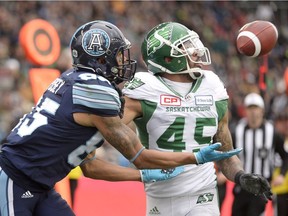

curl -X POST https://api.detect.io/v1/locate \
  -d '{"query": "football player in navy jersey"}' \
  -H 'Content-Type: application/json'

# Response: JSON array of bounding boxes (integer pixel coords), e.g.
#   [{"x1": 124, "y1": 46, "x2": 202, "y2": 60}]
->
[{"x1": 0, "y1": 20, "x2": 242, "y2": 216}]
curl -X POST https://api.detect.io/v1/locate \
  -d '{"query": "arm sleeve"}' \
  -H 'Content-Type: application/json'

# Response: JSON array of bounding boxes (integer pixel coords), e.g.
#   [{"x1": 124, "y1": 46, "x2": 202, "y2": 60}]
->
[
  {"x1": 72, "y1": 82, "x2": 121, "y2": 117},
  {"x1": 215, "y1": 99, "x2": 228, "y2": 122}
]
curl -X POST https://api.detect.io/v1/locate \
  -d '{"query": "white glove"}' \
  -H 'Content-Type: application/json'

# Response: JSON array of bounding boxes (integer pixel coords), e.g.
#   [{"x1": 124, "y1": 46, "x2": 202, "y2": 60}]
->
[{"x1": 194, "y1": 143, "x2": 242, "y2": 164}]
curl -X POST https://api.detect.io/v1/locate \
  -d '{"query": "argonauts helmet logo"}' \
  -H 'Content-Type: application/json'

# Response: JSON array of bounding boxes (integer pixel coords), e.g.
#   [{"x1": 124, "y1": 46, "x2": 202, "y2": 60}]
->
[{"x1": 82, "y1": 29, "x2": 110, "y2": 56}]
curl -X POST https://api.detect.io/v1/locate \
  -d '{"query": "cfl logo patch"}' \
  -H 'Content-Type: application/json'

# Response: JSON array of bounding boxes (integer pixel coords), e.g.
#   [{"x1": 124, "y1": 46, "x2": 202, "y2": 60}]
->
[
  {"x1": 160, "y1": 95, "x2": 181, "y2": 106},
  {"x1": 196, "y1": 193, "x2": 214, "y2": 204}
]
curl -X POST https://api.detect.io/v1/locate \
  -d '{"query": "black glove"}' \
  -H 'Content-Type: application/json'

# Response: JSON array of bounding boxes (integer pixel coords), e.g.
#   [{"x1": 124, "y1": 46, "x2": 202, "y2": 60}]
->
[
  {"x1": 235, "y1": 171, "x2": 273, "y2": 202},
  {"x1": 112, "y1": 82, "x2": 125, "y2": 119}
]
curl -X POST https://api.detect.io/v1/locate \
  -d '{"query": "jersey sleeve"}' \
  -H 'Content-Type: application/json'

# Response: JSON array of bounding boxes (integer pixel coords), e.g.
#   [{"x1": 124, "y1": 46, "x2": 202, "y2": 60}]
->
[
  {"x1": 72, "y1": 82, "x2": 121, "y2": 117},
  {"x1": 202, "y1": 70, "x2": 229, "y2": 121},
  {"x1": 123, "y1": 72, "x2": 155, "y2": 100},
  {"x1": 203, "y1": 70, "x2": 229, "y2": 101}
]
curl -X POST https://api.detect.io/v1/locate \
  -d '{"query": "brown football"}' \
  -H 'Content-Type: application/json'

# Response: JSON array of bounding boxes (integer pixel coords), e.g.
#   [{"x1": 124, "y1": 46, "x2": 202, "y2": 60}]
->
[{"x1": 236, "y1": 20, "x2": 278, "y2": 57}]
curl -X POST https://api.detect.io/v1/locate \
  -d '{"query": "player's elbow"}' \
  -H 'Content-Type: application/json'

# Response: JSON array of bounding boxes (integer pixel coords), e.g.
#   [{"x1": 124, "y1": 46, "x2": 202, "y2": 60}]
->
[
  {"x1": 80, "y1": 166, "x2": 90, "y2": 178},
  {"x1": 80, "y1": 162, "x2": 94, "y2": 178}
]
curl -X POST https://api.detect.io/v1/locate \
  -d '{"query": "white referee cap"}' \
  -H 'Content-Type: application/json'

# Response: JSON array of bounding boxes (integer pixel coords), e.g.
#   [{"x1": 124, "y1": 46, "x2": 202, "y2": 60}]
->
[{"x1": 244, "y1": 93, "x2": 265, "y2": 109}]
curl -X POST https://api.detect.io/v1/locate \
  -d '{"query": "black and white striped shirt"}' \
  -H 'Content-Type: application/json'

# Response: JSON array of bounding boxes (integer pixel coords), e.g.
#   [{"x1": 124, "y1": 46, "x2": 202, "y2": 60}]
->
[{"x1": 232, "y1": 118, "x2": 288, "y2": 180}]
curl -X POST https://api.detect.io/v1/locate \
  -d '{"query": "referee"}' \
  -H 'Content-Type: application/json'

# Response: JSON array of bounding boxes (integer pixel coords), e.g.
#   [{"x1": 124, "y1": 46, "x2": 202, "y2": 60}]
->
[{"x1": 231, "y1": 92, "x2": 288, "y2": 216}]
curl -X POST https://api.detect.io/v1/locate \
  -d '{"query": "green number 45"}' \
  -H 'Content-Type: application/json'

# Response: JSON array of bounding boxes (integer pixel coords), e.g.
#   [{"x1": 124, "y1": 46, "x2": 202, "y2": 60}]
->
[{"x1": 156, "y1": 117, "x2": 216, "y2": 152}]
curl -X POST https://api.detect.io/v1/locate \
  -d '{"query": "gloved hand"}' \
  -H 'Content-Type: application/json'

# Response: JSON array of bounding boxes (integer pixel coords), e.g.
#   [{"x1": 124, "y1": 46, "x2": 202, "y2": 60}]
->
[
  {"x1": 194, "y1": 143, "x2": 242, "y2": 164},
  {"x1": 235, "y1": 171, "x2": 273, "y2": 202},
  {"x1": 140, "y1": 166, "x2": 184, "y2": 183}
]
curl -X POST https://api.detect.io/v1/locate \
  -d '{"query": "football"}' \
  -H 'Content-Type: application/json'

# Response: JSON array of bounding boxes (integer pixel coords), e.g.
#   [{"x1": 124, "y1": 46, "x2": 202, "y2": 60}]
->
[{"x1": 236, "y1": 20, "x2": 278, "y2": 57}]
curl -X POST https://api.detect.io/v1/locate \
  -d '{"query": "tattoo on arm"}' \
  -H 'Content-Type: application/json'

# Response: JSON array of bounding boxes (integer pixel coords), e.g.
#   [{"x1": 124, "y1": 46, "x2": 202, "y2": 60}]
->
[
  {"x1": 104, "y1": 121, "x2": 139, "y2": 160},
  {"x1": 214, "y1": 112, "x2": 244, "y2": 181}
]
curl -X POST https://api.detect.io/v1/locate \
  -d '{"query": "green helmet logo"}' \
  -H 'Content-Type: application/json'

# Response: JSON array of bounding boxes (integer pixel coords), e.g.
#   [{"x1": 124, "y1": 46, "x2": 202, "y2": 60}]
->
[{"x1": 146, "y1": 25, "x2": 173, "y2": 56}]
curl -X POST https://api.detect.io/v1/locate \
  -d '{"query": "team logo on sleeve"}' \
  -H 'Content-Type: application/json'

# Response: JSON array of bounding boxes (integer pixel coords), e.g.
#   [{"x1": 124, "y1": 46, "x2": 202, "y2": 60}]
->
[
  {"x1": 124, "y1": 77, "x2": 145, "y2": 90},
  {"x1": 82, "y1": 29, "x2": 110, "y2": 56},
  {"x1": 160, "y1": 95, "x2": 181, "y2": 106}
]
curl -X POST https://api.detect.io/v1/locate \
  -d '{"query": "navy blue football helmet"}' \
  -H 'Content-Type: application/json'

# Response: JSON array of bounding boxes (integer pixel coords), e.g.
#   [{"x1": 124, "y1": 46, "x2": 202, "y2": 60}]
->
[{"x1": 70, "y1": 20, "x2": 137, "y2": 84}]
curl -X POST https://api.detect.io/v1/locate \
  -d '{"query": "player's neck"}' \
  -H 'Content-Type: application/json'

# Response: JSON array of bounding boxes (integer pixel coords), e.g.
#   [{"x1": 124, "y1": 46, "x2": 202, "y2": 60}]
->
[
  {"x1": 161, "y1": 77, "x2": 193, "y2": 97},
  {"x1": 160, "y1": 73, "x2": 194, "y2": 83}
]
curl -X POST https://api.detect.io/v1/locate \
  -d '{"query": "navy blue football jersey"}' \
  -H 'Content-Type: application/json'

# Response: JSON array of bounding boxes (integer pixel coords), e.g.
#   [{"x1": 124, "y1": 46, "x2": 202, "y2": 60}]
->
[{"x1": 0, "y1": 68, "x2": 121, "y2": 192}]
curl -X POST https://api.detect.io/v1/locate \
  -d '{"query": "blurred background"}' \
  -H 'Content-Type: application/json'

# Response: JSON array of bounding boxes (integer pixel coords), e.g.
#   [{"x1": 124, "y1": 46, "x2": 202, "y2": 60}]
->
[
  {"x1": 1, "y1": 1, "x2": 288, "y2": 140},
  {"x1": 1, "y1": 1, "x2": 288, "y2": 215}
]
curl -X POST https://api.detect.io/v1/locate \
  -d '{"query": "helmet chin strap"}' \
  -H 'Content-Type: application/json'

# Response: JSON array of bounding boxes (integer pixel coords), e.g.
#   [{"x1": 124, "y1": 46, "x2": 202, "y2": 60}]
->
[
  {"x1": 189, "y1": 69, "x2": 204, "y2": 79},
  {"x1": 147, "y1": 60, "x2": 174, "y2": 73},
  {"x1": 172, "y1": 67, "x2": 205, "y2": 79},
  {"x1": 148, "y1": 59, "x2": 205, "y2": 79},
  {"x1": 73, "y1": 64, "x2": 96, "y2": 72},
  {"x1": 189, "y1": 71, "x2": 203, "y2": 79}
]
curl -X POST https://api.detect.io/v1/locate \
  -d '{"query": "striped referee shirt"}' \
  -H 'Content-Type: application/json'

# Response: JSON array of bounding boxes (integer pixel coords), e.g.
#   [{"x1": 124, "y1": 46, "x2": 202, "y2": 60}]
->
[{"x1": 232, "y1": 118, "x2": 288, "y2": 180}]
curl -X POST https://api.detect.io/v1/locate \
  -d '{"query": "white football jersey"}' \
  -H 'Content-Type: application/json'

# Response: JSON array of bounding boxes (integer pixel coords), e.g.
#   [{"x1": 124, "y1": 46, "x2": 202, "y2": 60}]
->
[{"x1": 123, "y1": 70, "x2": 229, "y2": 197}]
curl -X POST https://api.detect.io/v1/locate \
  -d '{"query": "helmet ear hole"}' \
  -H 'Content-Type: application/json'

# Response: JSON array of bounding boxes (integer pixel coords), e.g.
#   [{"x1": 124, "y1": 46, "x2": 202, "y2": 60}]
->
[
  {"x1": 164, "y1": 57, "x2": 173, "y2": 63},
  {"x1": 97, "y1": 57, "x2": 106, "y2": 64}
]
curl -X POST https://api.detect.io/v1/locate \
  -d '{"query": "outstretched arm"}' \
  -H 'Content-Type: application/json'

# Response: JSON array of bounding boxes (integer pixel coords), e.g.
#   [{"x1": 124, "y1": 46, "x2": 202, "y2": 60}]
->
[
  {"x1": 74, "y1": 110, "x2": 197, "y2": 168},
  {"x1": 80, "y1": 150, "x2": 141, "y2": 181},
  {"x1": 214, "y1": 111, "x2": 272, "y2": 201},
  {"x1": 80, "y1": 150, "x2": 184, "y2": 183},
  {"x1": 75, "y1": 111, "x2": 240, "y2": 169}
]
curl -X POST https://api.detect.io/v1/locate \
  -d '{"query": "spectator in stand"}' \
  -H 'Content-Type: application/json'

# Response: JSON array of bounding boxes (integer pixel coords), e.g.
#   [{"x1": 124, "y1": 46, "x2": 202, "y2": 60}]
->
[{"x1": 272, "y1": 110, "x2": 288, "y2": 216}]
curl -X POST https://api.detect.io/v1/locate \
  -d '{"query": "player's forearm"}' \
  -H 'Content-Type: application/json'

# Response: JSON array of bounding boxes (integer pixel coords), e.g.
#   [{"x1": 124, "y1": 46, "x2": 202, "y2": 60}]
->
[
  {"x1": 133, "y1": 149, "x2": 196, "y2": 169},
  {"x1": 213, "y1": 112, "x2": 244, "y2": 181},
  {"x1": 109, "y1": 130, "x2": 197, "y2": 169},
  {"x1": 214, "y1": 132, "x2": 244, "y2": 182},
  {"x1": 105, "y1": 124, "x2": 142, "y2": 160},
  {"x1": 81, "y1": 158, "x2": 141, "y2": 181},
  {"x1": 216, "y1": 156, "x2": 244, "y2": 182}
]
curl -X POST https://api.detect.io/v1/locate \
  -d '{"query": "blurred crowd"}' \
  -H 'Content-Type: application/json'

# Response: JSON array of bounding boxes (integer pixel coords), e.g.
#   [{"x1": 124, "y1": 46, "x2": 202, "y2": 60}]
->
[{"x1": 1, "y1": 1, "x2": 288, "y2": 151}]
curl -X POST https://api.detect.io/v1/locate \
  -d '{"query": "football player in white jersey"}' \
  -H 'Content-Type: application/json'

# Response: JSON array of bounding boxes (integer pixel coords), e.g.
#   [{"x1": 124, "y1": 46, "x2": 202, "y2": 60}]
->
[{"x1": 121, "y1": 22, "x2": 273, "y2": 216}]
